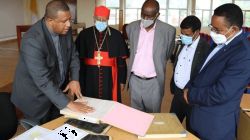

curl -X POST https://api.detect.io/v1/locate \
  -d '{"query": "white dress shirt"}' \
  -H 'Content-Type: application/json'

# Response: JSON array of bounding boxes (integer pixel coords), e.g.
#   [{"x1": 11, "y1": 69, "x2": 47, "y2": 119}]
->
[{"x1": 174, "y1": 36, "x2": 200, "y2": 89}]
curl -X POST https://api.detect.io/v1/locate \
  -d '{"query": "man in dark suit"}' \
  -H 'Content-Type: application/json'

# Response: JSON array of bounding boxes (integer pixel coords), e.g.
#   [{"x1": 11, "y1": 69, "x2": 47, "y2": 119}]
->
[
  {"x1": 170, "y1": 15, "x2": 210, "y2": 132},
  {"x1": 11, "y1": 0, "x2": 93, "y2": 125},
  {"x1": 184, "y1": 4, "x2": 250, "y2": 140}
]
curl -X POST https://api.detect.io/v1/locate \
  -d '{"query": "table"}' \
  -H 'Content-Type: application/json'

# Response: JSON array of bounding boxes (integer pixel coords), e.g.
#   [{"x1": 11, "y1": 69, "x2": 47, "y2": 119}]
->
[{"x1": 42, "y1": 116, "x2": 199, "y2": 140}]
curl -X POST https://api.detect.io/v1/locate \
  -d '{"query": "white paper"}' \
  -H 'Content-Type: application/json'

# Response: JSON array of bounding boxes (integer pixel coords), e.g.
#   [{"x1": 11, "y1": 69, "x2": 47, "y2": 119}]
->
[
  {"x1": 39, "y1": 124, "x2": 88, "y2": 140},
  {"x1": 12, "y1": 125, "x2": 51, "y2": 140},
  {"x1": 60, "y1": 97, "x2": 115, "y2": 124}
]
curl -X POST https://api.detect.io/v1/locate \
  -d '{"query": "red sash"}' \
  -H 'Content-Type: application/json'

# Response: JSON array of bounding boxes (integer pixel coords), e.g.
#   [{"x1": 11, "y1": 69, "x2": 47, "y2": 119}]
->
[{"x1": 82, "y1": 51, "x2": 118, "y2": 101}]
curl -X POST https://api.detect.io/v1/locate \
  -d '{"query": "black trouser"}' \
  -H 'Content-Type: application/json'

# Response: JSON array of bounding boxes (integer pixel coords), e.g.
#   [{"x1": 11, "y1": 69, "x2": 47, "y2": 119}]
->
[{"x1": 170, "y1": 93, "x2": 193, "y2": 133}]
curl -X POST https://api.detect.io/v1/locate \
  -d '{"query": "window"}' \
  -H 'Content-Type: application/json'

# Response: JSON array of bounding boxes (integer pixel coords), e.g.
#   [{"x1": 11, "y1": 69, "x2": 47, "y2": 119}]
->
[
  {"x1": 125, "y1": 0, "x2": 145, "y2": 24},
  {"x1": 106, "y1": 0, "x2": 250, "y2": 27},
  {"x1": 125, "y1": 0, "x2": 188, "y2": 26},
  {"x1": 195, "y1": 0, "x2": 211, "y2": 27},
  {"x1": 106, "y1": 0, "x2": 119, "y2": 25},
  {"x1": 235, "y1": 0, "x2": 250, "y2": 26},
  {"x1": 167, "y1": 0, "x2": 188, "y2": 26},
  {"x1": 195, "y1": 0, "x2": 250, "y2": 27}
]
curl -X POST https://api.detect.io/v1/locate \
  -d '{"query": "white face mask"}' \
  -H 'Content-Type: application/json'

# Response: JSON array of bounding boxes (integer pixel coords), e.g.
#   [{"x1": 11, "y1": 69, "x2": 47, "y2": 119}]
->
[
  {"x1": 141, "y1": 19, "x2": 154, "y2": 28},
  {"x1": 210, "y1": 27, "x2": 232, "y2": 45}
]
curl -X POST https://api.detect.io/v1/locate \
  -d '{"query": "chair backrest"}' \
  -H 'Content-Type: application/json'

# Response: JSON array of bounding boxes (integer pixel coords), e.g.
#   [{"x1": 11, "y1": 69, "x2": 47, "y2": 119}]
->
[{"x1": 16, "y1": 25, "x2": 31, "y2": 51}]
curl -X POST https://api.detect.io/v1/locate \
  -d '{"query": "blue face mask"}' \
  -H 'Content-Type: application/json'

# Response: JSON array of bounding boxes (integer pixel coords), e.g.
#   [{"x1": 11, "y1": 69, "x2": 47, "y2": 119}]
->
[
  {"x1": 95, "y1": 21, "x2": 108, "y2": 32},
  {"x1": 180, "y1": 34, "x2": 193, "y2": 45}
]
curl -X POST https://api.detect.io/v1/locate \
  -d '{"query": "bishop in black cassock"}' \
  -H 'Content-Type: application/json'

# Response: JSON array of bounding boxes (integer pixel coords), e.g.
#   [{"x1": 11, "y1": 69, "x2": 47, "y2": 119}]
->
[{"x1": 75, "y1": 6, "x2": 128, "y2": 102}]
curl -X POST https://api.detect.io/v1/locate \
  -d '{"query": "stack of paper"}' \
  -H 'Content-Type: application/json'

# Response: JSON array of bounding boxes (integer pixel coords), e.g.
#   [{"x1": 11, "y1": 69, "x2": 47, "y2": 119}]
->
[
  {"x1": 12, "y1": 126, "x2": 51, "y2": 140},
  {"x1": 60, "y1": 97, "x2": 154, "y2": 136}
]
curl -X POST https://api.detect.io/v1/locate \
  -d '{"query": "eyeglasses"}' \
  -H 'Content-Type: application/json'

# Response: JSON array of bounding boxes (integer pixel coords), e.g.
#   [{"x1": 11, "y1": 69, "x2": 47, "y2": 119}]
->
[{"x1": 208, "y1": 24, "x2": 223, "y2": 34}]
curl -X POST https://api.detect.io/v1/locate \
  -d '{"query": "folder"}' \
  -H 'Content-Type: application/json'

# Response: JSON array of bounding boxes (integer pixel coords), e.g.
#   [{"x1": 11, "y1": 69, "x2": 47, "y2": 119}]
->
[{"x1": 60, "y1": 97, "x2": 154, "y2": 136}]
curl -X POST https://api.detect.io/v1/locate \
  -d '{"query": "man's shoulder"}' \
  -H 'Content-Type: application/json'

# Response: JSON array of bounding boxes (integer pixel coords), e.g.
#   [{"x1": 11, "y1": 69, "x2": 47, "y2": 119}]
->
[
  {"x1": 22, "y1": 20, "x2": 44, "y2": 41},
  {"x1": 127, "y1": 20, "x2": 140, "y2": 29},
  {"x1": 109, "y1": 27, "x2": 122, "y2": 35},
  {"x1": 156, "y1": 20, "x2": 175, "y2": 32},
  {"x1": 198, "y1": 37, "x2": 210, "y2": 47},
  {"x1": 80, "y1": 26, "x2": 93, "y2": 33}
]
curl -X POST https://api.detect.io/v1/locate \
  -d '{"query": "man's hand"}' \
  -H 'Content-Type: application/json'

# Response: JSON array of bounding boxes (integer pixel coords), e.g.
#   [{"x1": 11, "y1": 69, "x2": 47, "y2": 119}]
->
[
  {"x1": 67, "y1": 101, "x2": 94, "y2": 113},
  {"x1": 183, "y1": 88, "x2": 189, "y2": 104},
  {"x1": 120, "y1": 84, "x2": 125, "y2": 92},
  {"x1": 63, "y1": 81, "x2": 82, "y2": 99}
]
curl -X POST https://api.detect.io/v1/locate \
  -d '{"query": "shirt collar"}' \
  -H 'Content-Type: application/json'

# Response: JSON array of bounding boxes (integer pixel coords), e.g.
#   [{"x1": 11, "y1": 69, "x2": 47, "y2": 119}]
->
[{"x1": 225, "y1": 29, "x2": 242, "y2": 45}]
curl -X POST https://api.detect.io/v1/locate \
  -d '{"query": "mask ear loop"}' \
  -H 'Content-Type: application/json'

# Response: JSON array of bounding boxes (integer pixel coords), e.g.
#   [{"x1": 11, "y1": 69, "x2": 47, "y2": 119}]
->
[
  {"x1": 224, "y1": 26, "x2": 235, "y2": 40},
  {"x1": 192, "y1": 30, "x2": 199, "y2": 41}
]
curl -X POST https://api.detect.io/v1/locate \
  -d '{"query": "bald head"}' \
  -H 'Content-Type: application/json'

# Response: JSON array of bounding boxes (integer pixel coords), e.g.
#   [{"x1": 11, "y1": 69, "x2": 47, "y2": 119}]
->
[
  {"x1": 44, "y1": 0, "x2": 70, "y2": 19},
  {"x1": 142, "y1": 0, "x2": 160, "y2": 16}
]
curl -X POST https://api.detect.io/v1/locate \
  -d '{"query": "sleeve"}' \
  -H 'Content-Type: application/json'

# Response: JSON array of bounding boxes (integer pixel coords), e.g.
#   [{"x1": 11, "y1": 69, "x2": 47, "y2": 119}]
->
[
  {"x1": 117, "y1": 30, "x2": 129, "y2": 84},
  {"x1": 21, "y1": 38, "x2": 69, "y2": 109},
  {"x1": 75, "y1": 31, "x2": 86, "y2": 90},
  {"x1": 69, "y1": 33, "x2": 80, "y2": 81},
  {"x1": 188, "y1": 48, "x2": 250, "y2": 106},
  {"x1": 118, "y1": 57, "x2": 127, "y2": 84}
]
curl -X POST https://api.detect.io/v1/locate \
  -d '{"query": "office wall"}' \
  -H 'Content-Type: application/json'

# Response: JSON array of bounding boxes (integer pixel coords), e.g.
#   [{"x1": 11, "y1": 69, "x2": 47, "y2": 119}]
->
[
  {"x1": 77, "y1": 0, "x2": 96, "y2": 28},
  {"x1": 0, "y1": 0, "x2": 24, "y2": 41}
]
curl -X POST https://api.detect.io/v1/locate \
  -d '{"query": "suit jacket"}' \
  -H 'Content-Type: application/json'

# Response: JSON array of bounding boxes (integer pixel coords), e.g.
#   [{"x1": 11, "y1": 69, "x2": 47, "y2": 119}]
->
[
  {"x1": 11, "y1": 19, "x2": 80, "y2": 119},
  {"x1": 170, "y1": 37, "x2": 210, "y2": 95},
  {"x1": 187, "y1": 33, "x2": 250, "y2": 140},
  {"x1": 126, "y1": 20, "x2": 176, "y2": 96}
]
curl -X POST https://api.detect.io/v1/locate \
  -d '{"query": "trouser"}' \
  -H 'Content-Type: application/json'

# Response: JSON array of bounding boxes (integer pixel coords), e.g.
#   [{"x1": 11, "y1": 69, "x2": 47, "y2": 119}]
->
[{"x1": 129, "y1": 74, "x2": 162, "y2": 113}]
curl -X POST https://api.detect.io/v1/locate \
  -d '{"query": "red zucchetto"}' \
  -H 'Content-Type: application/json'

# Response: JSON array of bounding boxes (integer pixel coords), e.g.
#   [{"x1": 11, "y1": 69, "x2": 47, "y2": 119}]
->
[{"x1": 94, "y1": 6, "x2": 110, "y2": 18}]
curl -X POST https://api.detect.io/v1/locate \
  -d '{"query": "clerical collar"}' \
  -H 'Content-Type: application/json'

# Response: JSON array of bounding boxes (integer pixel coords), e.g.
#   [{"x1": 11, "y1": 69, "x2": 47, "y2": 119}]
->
[{"x1": 94, "y1": 26, "x2": 108, "y2": 33}]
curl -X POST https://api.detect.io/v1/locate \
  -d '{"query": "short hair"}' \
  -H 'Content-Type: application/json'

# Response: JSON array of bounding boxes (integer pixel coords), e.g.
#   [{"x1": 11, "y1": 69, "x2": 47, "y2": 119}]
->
[
  {"x1": 180, "y1": 15, "x2": 201, "y2": 32},
  {"x1": 44, "y1": 0, "x2": 70, "y2": 19},
  {"x1": 142, "y1": 0, "x2": 160, "y2": 14},
  {"x1": 214, "y1": 3, "x2": 243, "y2": 28}
]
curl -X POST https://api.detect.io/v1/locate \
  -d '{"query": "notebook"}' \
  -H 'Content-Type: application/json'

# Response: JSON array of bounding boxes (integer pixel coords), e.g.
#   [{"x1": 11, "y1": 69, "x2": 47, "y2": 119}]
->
[{"x1": 138, "y1": 113, "x2": 187, "y2": 139}]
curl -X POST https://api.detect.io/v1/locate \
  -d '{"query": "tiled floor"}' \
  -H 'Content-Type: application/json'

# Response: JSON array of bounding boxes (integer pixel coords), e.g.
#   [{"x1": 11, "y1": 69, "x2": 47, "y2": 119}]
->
[{"x1": 0, "y1": 40, "x2": 175, "y2": 137}]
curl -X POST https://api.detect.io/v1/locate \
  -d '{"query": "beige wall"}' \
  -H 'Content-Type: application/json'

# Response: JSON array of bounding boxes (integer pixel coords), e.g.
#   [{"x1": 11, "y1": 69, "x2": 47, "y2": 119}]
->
[
  {"x1": 77, "y1": 0, "x2": 95, "y2": 28},
  {"x1": 0, "y1": 0, "x2": 24, "y2": 40}
]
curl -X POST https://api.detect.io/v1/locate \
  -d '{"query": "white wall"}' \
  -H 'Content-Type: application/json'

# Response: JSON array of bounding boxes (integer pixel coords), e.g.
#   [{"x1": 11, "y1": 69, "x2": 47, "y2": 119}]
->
[
  {"x1": 0, "y1": 0, "x2": 25, "y2": 40},
  {"x1": 77, "y1": 0, "x2": 95, "y2": 28}
]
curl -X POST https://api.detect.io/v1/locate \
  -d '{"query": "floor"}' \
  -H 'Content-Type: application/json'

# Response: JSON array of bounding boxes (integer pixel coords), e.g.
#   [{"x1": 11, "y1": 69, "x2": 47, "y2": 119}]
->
[{"x1": 0, "y1": 40, "x2": 175, "y2": 138}]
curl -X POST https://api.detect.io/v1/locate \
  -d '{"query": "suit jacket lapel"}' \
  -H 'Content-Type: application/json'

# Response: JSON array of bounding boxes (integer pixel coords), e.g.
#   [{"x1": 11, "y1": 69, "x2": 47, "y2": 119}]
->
[
  {"x1": 191, "y1": 40, "x2": 203, "y2": 77},
  {"x1": 153, "y1": 20, "x2": 161, "y2": 56},
  {"x1": 59, "y1": 36, "x2": 68, "y2": 70},
  {"x1": 41, "y1": 19, "x2": 57, "y2": 58},
  {"x1": 133, "y1": 22, "x2": 140, "y2": 55}
]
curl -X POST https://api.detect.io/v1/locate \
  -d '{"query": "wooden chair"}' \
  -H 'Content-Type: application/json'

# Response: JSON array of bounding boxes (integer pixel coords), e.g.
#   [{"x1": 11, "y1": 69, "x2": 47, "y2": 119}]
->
[{"x1": 16, "y1": 25, "x2": 31, "y2": 51}]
